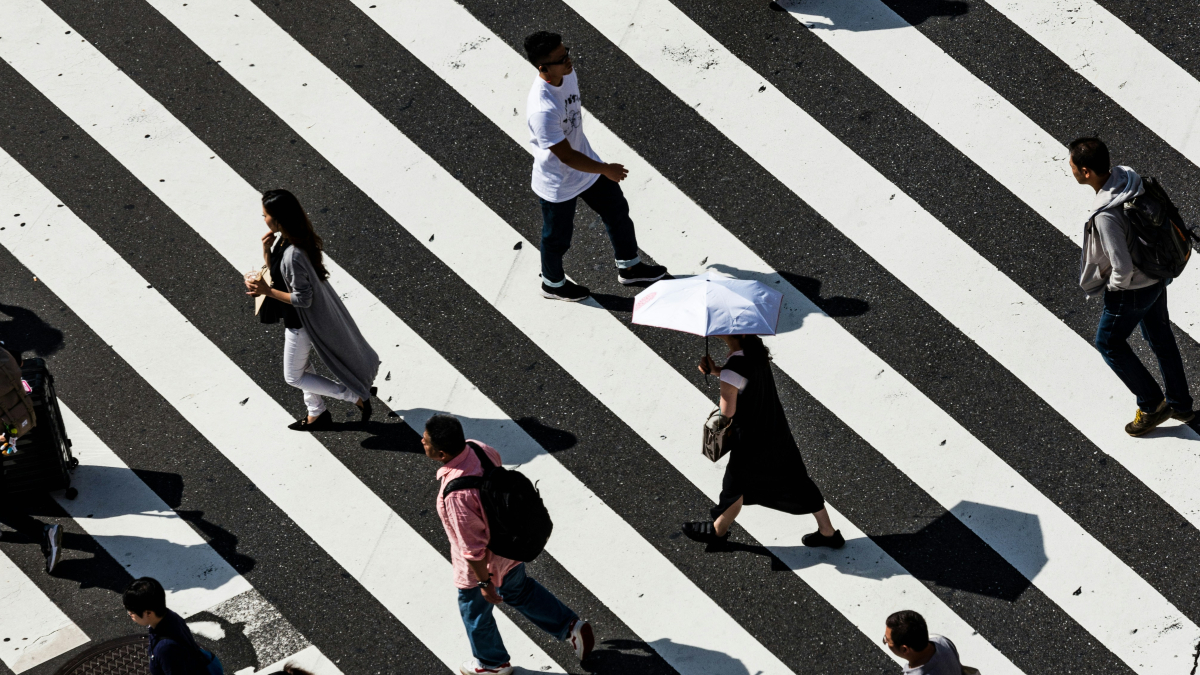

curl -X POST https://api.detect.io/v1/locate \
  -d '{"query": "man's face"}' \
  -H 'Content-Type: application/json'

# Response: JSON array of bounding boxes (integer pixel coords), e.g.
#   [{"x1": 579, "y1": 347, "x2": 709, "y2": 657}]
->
[
  {"x1": 422, "y1": 431, "x2": 443, "y2": 461},
  {"x1": 127, "y1": 610, "x2": 155, "y2": 627},
  {"x1": 539, "y1": 44, "x2": 573, "y2": 77},
  {"x1": 1069, "y1": 156, "x2": 1088, "y2": 184},
  {"x1": 883, "y1": 627, "x2": 909, "y2": 659}
]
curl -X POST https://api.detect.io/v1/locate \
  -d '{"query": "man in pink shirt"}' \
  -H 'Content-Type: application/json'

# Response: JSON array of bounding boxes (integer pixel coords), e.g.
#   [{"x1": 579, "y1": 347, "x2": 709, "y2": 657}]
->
[{"x1": 424, "y1": 415, "x2": 593, "y2": 675}]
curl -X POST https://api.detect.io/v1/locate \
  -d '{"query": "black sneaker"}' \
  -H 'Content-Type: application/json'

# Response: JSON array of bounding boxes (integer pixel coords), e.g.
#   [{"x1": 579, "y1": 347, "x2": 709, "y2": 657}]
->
[
  {"x1": 801, "y1": 529, "x2": 845, "y2": 549},
  {"x1": 1172, "y1": 408, "x2": 1196, "y2": 423},
  {"x1": 541, "y1": 280, "x2": 590, "y2": 302},
  {"x1": 1126, "y1": 400, "x2": 1173, "y2": 436},
  {"x1": 617, "y1": 262, "x2": 668, "y2": 285},
  {"x1": 681, "y1": 521, "x2": 729, "y2": 544},
  {"x1": 43, "y1": 524, "x2": 62, "y2": 573}
]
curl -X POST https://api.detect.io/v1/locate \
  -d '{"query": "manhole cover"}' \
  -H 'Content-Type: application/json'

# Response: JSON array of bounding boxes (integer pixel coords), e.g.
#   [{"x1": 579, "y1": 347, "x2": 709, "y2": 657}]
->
[{"x1": 54, "y1": 634, "x2": 148, "y2": 675}]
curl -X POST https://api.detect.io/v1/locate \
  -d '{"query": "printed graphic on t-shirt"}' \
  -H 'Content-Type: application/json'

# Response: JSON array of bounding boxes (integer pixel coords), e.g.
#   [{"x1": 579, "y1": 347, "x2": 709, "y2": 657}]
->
[{"x1": 564, "y1": 108, "x2": 581, "y2": 132}]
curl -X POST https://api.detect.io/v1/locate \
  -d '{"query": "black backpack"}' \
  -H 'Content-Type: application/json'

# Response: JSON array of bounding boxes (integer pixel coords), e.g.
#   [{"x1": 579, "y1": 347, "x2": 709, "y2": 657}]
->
[
  {"x1": 1122, "y1": 176, "x2": 1194, "y2": 279},
  {"x1": 443, "y1": 442, "x2": 553, "y2": 562}
]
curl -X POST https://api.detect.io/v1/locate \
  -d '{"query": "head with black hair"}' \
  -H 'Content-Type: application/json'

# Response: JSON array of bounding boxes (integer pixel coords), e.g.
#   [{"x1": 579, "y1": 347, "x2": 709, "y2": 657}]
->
[
  {"x1": 715, "y1": 334, "x2": 771, "y2": 362},
  {"x1": 123, "y1": 577, "x2": 167, "y2": 626},
  {"x1": 423, "y1": 414, "x2": 466, "y2": 462},
  {"x1": 262, "y1": 189, "x2": 330, "y2": 282},
  {"x1": 524, "y1": 31, "x2": 572, "y2": 85},
  {"x1": 1068, "y1": 136, "x2": 1112, "y2": 189},
  {"x1": 884, "y1": 610, "x2": 931, "y2": 661}
]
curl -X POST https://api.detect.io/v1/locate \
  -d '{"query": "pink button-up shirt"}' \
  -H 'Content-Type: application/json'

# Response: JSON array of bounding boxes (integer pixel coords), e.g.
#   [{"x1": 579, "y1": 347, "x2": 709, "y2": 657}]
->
[{"x1": 436, "y1": 440, "x2": 520, "y2": 590}]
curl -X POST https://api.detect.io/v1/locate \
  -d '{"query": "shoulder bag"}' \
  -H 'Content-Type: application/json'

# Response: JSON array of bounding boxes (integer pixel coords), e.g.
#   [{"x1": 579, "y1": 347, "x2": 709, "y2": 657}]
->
[{"x1": 702, "y1": 408, "x2": 734, "y2": 462}]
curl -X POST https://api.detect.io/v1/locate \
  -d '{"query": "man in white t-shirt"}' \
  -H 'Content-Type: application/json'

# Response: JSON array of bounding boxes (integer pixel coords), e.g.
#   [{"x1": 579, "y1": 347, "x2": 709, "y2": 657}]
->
[
  {"x1": 884, "y1": 611, "x2": 965, "y2": 675},
  {"x1": 523, "y1": 31, "x2": 668, "y2": 302}
]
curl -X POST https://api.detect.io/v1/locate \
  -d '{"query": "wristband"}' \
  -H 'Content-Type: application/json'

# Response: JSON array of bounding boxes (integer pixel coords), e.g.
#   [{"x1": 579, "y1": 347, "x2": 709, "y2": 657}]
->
[{"x1": 477, "y1": 574, "x2": 492, "y2": 589}]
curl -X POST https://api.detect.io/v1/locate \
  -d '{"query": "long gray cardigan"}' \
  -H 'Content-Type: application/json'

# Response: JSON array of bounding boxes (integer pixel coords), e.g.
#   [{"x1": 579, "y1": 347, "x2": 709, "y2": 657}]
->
[{"x1": 280, "y1": 245, "x2": 379, "y2": 401}]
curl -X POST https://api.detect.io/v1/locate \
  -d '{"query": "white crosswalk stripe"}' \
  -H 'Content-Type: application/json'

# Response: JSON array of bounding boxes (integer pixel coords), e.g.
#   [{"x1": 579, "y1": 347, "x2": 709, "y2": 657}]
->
[
  {"x1": 0, "y1": 549, "x2": 88, "y2": 673},
  {"x1": 2, "y1": 0, "x2": 1200, "y2": 672}
]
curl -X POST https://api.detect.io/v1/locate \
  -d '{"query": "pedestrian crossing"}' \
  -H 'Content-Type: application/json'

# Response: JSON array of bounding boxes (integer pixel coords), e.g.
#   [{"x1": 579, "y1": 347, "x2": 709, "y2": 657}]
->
[{"x1": 1, "y1": 0, "x2": 1200, "y2": 674}]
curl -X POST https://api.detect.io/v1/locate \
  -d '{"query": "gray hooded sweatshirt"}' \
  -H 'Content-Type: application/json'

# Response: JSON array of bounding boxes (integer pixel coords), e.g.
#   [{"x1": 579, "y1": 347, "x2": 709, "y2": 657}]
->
[
  {"x1": 1079, "y1": 165, "x2": 1158, "y2": 297},
  {"x1": 280, "y1": 245, "x2": 380, "y2": 401}
]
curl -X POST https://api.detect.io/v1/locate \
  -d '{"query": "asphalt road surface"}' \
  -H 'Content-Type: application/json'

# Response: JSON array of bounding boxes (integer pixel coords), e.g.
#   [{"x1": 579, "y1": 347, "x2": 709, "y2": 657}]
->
[{"x1": 2, "y1": 0, "x2": 1200, "y2": 674}]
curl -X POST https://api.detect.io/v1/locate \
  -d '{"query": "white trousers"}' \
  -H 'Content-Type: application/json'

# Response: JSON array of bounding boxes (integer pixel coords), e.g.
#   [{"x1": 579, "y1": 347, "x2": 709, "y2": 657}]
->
[{"x1": 283, "y1": 327, "x2": 357, "y2": 417}]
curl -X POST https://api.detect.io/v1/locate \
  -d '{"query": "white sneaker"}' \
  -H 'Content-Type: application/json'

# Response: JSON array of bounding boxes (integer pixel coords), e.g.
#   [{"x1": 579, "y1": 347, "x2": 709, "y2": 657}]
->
[
  {"x1": 567, "y1": 618, "x2": 594, "y2": 661},
  {"x1": 459, "y1": 659, "x2": 513, "y2": 675},
  {"x1": 43, "y1": 524, "x2": 62, "y2": 574}
]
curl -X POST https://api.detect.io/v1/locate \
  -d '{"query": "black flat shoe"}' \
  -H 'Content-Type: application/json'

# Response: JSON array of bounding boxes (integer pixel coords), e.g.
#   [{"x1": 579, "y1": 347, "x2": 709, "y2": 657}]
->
[
  {"x1": 682, "y1": 521, "x2": 729, "y2": 544},
  {"x1": 288, "y1": 409, "x2": 332, "y2": 431},
  {"x1": 801, "y1": 529, "x2": 845, "y2": 549},
  {"x1": 358, "y1": 386, "x2": 377, "y2": 422}
]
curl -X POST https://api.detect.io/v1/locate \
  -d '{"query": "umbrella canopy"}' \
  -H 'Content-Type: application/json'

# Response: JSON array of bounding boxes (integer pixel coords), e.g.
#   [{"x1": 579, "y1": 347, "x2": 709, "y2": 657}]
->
[{"x1": 631, "y1": 271, "x2": 783, "y2": 336}]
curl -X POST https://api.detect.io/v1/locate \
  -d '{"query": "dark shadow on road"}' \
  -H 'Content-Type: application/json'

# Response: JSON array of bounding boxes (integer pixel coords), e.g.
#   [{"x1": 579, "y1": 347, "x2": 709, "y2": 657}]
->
[
  {"x1": 777, "y1": 0, "x2": 967, "y2": 28},
  {"x1": 0, "y1": 302, "x2": 65, "y2": 359}
]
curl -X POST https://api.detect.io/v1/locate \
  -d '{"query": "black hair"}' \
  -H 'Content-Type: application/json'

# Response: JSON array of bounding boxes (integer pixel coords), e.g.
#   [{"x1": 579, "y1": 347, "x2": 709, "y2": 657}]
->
[
  {"x1": 425, "y1": 414, "x2": 466, "y2": 457},
  {"x1": 886, "y1": 610, "x2": 929, "y2": 651},
  {"x1": 523, "y1": 31, "x2": 563, "y2": 66},
  {"x1": 262, "y1": 189, "x2": 330, "y2": 282},
  {"x1": 1068, "y1": 137, "x2": 1111, "y2": 175},
  {"x1": 739, "y1": 335, "x2": 771, "y2": 363},
  {"x1": 123, "y1": 577, "x2": 167, "y2": 617}
]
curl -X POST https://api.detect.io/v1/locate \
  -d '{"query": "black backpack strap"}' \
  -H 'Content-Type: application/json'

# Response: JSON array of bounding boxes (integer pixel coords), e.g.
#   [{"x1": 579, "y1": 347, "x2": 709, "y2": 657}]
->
[
  {"x1": 441, "y1": 442, "x2": 494, "y2": 499},
  {"x1": 443, "y1": 475, "x2": 483, "y2": 498},
  {"x1": 465, "y1": 440, "x2": 495, "y2": 470}
]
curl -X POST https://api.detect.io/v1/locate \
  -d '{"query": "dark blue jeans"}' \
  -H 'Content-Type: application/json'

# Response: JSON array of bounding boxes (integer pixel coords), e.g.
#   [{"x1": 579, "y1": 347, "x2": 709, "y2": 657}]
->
[
  {"x1": 539, "y1": 175, "x2": 640, "y2": 286},
  {"x1": 1094, "y1": 281, "x2": 1192, "y2": 413},
  {"x1": 457, "y1": 563, "x2": 577, "y2": 668}
]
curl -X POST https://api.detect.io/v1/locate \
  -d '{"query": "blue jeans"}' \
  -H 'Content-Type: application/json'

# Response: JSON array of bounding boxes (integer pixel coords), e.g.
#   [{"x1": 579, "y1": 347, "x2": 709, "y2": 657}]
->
[
  {"x1": 457, "y1": 563, "x2": 577, "y2": 668},
  {"x1": 539, "y1": 176, "x2": 640, "y2": 286},
  {"x1": 1094, "y1": 281, "x2": 1193, "y2": 413}
]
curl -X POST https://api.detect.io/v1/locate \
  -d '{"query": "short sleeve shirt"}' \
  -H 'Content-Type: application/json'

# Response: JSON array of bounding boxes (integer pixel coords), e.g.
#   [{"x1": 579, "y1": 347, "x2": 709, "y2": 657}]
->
[
  {"x1": 527, "y1": 70, "x2": 601, "y2": 203},
  {"x1": 719, "y1": 350, "x2": 749, "y2": 392},
  {"x1": 902, "y1": 636, "x2": 962, "y2": 675}
]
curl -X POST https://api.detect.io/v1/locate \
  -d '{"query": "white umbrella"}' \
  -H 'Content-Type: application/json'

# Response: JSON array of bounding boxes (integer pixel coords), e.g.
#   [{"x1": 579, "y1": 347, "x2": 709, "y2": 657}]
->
[{"x1": 632, "y1": 271, "x2": 783, "y2": 336}]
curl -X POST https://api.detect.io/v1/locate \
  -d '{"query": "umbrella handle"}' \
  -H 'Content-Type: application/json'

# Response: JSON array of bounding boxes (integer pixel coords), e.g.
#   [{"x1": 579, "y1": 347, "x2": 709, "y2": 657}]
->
[{"x1": 705, "y1": 335, "x2": 710, "y2": 384}]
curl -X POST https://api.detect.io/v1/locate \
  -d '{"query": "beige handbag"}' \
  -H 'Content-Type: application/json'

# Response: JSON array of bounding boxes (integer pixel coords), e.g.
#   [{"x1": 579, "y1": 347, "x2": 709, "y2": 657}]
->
[
  {"x1": 252, "y1": 265, "x2": 273, "y2": 316},
  {"x1": 702, "y1": 408, "x2": 734, "y2": 462}
]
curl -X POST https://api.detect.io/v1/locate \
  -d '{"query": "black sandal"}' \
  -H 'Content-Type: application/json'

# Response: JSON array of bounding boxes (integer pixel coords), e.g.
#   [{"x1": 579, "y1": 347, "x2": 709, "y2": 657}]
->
[
  {"x1": 681, "y1": 521, "x2": 729, "y2": 544},
  {"x1": 357, "y1": 386, "x2": 377, "y2": 422},
  {"x1": 288, "y1": 409, "x2": 332, "y2": 431}
]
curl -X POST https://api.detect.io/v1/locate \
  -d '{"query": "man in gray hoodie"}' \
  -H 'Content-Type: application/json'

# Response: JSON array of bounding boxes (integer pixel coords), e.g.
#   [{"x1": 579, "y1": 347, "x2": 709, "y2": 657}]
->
[{"x1": 1072, "y1": 137, "x2": 1193, "y2": 436}]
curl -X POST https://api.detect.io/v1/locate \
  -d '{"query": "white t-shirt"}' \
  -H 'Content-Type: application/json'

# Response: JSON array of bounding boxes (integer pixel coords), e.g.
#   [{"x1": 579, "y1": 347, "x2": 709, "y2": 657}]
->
[
  {"x1": 902, "y1": 636, "x2": 962, "y2": 675},
  {"x1": 527, "y1": 70, "x2": 601, "y2": 203}
]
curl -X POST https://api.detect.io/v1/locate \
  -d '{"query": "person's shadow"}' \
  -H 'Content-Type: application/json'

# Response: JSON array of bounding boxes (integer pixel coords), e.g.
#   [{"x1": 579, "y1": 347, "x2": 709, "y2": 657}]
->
[
  {"x1": 772, "y1": 0, "x2": 968, "y2": 26},
  {"x1": 0, "y1": 302, "x2": 65, "y2": 358}
]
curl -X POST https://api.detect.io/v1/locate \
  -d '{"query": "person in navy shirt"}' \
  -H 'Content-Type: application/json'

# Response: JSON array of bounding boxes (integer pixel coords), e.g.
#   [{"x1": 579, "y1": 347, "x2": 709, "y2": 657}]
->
[{"x1": 124, "y1": 577, "x2": 210, "y2": 675}]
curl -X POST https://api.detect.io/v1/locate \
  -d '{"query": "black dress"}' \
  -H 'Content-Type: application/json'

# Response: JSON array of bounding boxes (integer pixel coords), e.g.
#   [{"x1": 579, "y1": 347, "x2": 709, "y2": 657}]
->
[{"x1": 710, "y1": 351, "x2": 825, "y2": 520}]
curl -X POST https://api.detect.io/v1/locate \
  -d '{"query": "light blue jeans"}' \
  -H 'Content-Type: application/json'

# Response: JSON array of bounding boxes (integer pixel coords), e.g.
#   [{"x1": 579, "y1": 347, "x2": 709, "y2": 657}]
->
[{"x1": 457, "y1": 563, "x2": 577, "y2": 667}]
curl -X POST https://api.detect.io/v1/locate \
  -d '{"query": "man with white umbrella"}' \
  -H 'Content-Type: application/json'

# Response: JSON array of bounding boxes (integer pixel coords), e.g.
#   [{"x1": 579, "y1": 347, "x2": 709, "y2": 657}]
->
[{"x1": 633, "y1": 273, "x2": 844, "y2": 548}]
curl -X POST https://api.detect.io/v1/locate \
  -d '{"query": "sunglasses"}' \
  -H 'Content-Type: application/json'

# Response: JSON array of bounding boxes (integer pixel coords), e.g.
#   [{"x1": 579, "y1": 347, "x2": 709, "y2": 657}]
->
[{"x1": 539, "y1": 46, "x2": 572, "y2": 68}]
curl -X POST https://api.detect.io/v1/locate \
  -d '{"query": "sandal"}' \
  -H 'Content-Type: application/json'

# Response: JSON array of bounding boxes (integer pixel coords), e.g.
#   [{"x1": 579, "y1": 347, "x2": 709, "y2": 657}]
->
[{"x1": 288, "y1": 409, "x2": 332, "y2": 431}]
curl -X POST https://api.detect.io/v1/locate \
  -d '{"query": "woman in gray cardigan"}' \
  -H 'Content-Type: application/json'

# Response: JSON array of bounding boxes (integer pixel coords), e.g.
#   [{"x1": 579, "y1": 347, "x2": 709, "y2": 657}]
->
[{"x1": 245, "y1": 190, "x2": 379, "y2": 430}]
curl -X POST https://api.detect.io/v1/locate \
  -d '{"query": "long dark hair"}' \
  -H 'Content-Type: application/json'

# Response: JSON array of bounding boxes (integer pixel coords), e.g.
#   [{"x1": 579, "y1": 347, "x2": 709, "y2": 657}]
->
[
  {"x1": 738, "y1": 335, "x2": 771, "y2": 363},
  {"x1": 262, "y1": 189, "x2": 329, "y2": 281}
]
